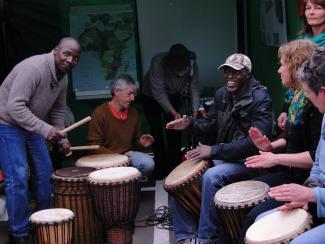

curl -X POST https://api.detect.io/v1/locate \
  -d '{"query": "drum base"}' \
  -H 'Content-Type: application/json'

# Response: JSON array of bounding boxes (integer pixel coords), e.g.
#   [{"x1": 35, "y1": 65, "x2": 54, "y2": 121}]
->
[{"x1": 106, "y1": 224, "x2": 134, "y2": 244}]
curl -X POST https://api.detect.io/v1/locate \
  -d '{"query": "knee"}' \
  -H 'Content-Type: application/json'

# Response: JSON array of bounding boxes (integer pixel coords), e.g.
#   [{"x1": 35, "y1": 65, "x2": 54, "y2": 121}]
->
[
  {"x1": 202, "y1": 168, "x2": 223, "y2": 189},
  {"x1": 132, "y1": 156, "x2": 155, "y2": 176}
]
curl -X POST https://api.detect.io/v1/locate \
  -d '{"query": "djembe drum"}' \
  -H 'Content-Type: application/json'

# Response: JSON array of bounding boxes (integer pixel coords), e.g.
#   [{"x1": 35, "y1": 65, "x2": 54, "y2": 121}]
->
[
  {"x1": 52, "y1": 167, "x2": 102, "y2": 244},
  {"x1": 164, "y1": 159, "x2": 210, "y2": 218},
  {"x1": 30, "y1": 208, "x2": 74, "y2": 244},
  {"x1": 245, "y1": 208, "x2": 312, "y2": 243},
  {"x1": 88, "y1": 167, "x2": 142, "y2": 244},
  {"x1": 76, "y1": 153, "x2": 130, "y2": 169},
  {"x1": 214, "y1": 180, "x2": 269, "y2": 244}
]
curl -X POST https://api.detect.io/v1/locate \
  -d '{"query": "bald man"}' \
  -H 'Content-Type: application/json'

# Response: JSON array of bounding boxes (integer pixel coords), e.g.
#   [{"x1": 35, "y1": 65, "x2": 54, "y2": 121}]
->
[{"x1": 0, "y1": 37, "x2": 80, "y2": 243}]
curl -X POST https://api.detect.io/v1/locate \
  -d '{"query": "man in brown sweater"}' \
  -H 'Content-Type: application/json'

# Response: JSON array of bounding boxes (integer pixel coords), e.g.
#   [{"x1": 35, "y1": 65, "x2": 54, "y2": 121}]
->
[
  {"x1": 0, "y1": 37, "x2": 80, "y2": 244},
  {"x1": 88, "y1": 73, "x2": 155, "y2": 177}
]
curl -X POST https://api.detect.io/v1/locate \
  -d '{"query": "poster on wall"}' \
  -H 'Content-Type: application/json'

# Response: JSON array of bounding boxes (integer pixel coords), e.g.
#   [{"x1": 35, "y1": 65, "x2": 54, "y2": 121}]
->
[
  {"x1": 260, "y1": 0, "x2": 287, "y2": 47},
  {"x1": 70, "y1": 4, "x2": 138, "y2": 100}
]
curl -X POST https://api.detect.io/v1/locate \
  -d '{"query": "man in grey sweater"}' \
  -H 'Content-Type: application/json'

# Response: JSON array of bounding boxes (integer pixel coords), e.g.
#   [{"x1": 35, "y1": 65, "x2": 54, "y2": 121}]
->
[{"x1": 0, "y1": 37, "x2": 80, "y2": 244}]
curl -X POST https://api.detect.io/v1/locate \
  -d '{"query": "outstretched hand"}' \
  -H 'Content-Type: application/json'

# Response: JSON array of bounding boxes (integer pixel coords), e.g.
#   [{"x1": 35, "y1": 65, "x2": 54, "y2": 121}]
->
[
  {"x1": 268, "y1": 183, "x2": 315, "y2": 203},
  {"x1": 248, "y1": 127, "x2": 272, "y2": 152},
  {"x1": 185, "y1": 143, "x2": 211, "y2": 160},
  {"x1": 139, "y1": 134, "x2": 154, "y2": 148},
  {"x1": 245, "y1": 151, "x2": 277, "y2": 169},
  {"x1": 166, "y1": 115, "x2": 190, "y2": 130}
]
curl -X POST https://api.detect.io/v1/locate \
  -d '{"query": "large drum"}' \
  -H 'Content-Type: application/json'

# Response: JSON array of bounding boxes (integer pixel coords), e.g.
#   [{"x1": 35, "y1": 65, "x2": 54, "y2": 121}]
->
[
  {"x1": 88, "y1": 167, "x2": 142, "y2": 244},
  {"x1": 52, "y1": 167, "x2": 102, "y2": 244},
  {"x1": 164, "y1": 159, "x2": 210, "y2": 218},
  {"x1": 30, "y1": 208, "x2": 74, "y2": 244},
  {"x1": 245, "y1": 208, "x2": 312, "y2": 243},
  {"x1": 76, "y1": 153, "x2": 130, "y2": 169},
  {"x1": 214, "y1": 180, "x2": 269, "y2": 244}
]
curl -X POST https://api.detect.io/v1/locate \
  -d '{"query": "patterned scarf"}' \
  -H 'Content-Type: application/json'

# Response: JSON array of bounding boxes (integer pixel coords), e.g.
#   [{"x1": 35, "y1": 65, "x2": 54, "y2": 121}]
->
[{"x1": 287, "y1": 89, "x2": 307, "y2": 126}]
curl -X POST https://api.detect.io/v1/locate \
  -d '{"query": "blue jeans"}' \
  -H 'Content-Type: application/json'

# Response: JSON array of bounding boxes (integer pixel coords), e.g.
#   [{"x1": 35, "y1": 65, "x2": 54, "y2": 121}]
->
[
  {"x1": 125, "y1": 151, "x2": 155, "y2": 177},
  {"x1": 0, "y1": 124, "x2": 53, "y2": 237},
  {"x1": 172, "y1": 160, "x2": 264, "y2": 243}
]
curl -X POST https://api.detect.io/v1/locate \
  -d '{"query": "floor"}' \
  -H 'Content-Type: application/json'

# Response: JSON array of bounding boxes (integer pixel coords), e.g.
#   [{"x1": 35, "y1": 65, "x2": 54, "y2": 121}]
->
[{"x1": 0, "y1": 180, "x2": 177, "y2": 244}]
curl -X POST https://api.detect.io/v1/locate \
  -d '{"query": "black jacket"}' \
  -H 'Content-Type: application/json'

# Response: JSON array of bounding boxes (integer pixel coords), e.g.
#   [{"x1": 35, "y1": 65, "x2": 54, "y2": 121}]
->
[{"x1": 190, "y1": 77, "x2": 273, "y2": 161}]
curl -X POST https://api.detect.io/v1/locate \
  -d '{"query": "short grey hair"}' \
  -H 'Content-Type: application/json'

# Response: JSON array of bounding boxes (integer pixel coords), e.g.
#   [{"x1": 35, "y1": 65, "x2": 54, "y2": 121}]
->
[
  {"x1": 296, "y1": 48, "x2": 325, "y2": 95},
  {"x1": 110, "y1": 73, "x2": 139, "y2": 96}
]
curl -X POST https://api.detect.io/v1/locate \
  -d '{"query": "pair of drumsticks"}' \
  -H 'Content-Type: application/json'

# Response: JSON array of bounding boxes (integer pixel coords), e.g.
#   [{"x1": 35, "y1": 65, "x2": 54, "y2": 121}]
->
[{"x1": 59, "y1": 116, "x2": 99, "y2": 151}]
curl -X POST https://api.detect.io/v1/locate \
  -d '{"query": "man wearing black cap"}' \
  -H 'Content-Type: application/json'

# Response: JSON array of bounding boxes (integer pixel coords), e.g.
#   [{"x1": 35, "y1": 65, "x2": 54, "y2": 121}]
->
[{"x1": 141, "y1": 44, "x2": 200, "y2": 179}]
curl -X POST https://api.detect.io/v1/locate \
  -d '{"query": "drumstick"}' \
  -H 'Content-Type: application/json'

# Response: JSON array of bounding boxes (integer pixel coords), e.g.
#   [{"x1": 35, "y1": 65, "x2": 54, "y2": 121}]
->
[
  {"x1": 70, "y1": 145, "x2": 100, "y2": 151},
  {"x1": 60, "y1": 116, "x2": 91, "y2": 134}
]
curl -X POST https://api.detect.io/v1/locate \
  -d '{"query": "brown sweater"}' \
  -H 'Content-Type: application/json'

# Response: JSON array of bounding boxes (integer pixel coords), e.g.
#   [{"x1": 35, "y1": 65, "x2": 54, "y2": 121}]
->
[{"x1": 88, "y1": 102, "x2": 142, "y2": 154}]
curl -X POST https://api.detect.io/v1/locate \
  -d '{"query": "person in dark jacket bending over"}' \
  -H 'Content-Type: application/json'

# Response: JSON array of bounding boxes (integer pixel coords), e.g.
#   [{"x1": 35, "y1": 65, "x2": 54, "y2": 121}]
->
[
  {"x1": 166, "y1": 53, "x2": 273, "y2": 244},
  {"x1": 142, "y1": 43, "x2": 200, "y2": 179}
]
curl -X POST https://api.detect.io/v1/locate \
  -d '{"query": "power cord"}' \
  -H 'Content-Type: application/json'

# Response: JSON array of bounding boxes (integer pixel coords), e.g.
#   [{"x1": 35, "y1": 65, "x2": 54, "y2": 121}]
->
[{"x1": 135, "y1": 205, "x2": 174, "y2": 231}]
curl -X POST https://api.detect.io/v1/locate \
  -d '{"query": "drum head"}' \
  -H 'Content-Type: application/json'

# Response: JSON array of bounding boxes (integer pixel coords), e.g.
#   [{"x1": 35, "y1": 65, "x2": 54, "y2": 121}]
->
[
  {"x1": 30, "y1": 208, "x2": 74, "y2": 223},
  {"x1": 53, "y1": 167, "x2": 96, "y2": 180},
  {"x1": 76, "y1": 154, "x2": 129, "y2": 169},
  {"x1": 88, "y1": 167, "x2": 141, "y2": 184},
  {"x1": 214, "y1": 180, "x2": 269, "y2": 208},
  {"x1": 164, "y1": 159, "x2": 208, "y2": 187},
  {"x1": 245, "y1": 209, "x2": 311, "y2": 244}
]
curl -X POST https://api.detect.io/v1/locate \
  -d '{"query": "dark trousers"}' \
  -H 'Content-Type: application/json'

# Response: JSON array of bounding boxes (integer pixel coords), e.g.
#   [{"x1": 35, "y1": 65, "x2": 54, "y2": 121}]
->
[{"x1": 142, "y1": 95, "x2": 182, "y2": 178}]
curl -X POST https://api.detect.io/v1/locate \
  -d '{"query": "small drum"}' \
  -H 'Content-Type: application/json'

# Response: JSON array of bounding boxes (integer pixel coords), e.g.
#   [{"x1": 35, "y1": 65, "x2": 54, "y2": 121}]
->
[
  {"x1": 52, "y1": 167, "x2": 102, "y2": 244},
  {"x1": 76, "y1": 153, "x2": 130, "y2": 169},
  {"x1": 30, "y1": 208, "x2": 74, "y2": 244},
  {"x1": 88, "y1": 167, "x2": 142, "y2": 244},
  {"x1": 164, "y1": 159, "x2": 210, "y2": 218},
  {"x1": 245, "y1": 208, "x2": 312, "y2": 244},
  {"x1": 214, "y1": 180, "x2": 269, "y2": 244}
]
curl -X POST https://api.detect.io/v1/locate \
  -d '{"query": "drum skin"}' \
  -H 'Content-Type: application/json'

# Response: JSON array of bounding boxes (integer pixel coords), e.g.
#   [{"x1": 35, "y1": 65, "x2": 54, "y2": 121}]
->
[
  {"x1": 245, "y1": 208, "x2": 312, "y2": 244},
  {"x1": 75, "y1": 154, "x2": 130, "y2": 169},
  {"x1": 214, "y1": 180, "x2": 270, "y2": 244},
  {"x1": 30, "y1": 208, "x2": 74, "y2": 244},
  {"x1": 164, "y1": 159, "x2": 210, "y2": 218},
  {"x1": 52, "y1": 167, "x2": 102, "y2": 244}
]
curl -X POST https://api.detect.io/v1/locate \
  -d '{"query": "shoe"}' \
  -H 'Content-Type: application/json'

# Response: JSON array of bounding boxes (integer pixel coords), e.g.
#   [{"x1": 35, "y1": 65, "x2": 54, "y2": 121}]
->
[{"x1": 8, "y1": 234, "x2": 33, "y2": 244}]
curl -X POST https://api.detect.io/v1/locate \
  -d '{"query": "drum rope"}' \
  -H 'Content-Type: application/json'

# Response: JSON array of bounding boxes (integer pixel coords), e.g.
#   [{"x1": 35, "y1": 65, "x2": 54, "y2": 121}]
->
[{"x1": 134, "y1": 206, "x2": 174, "y2": 231}]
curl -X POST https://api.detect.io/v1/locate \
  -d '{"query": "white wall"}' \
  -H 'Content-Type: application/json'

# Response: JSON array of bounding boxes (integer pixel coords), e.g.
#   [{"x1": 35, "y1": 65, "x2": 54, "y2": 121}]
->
[{"x1": 136, "y1": 0, "x2": 238, "y2": 90}]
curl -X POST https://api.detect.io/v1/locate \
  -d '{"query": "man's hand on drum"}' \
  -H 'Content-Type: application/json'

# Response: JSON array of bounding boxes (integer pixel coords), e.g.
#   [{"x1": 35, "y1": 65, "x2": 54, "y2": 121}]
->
[
  {"x1": 248, "y1": 127, "x2": 272, "y2": 152},
  {"x1": 269, "y1": 183, "x2": 316, "y2": 204},
  {"x1": 245, "y1": 151, "x2": 277, "y2": 169},
  {"x1": 277, "y1": 201, "x2": 308, "y2": 212},
  {"x1": 166, "y1": 115, "x2": 190, "y2": 130},
  {"x1": 59, "y1": 140, "x2": 72, "y2": 157},
  {"x1": 47, "y1": 127, "x2": 64, "y2": 142},
  {"x1": 139, "y1": 134, "x2": 154, "y2": 148},
  {"x1": 185, "y1": 142, "x2": 211, "y2": 160}
]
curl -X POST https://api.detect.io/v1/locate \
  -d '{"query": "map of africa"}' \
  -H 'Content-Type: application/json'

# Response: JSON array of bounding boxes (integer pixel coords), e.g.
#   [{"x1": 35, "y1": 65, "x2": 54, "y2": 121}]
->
[{"x1": 70, "y1": 5, "x2": 137, "y2": 99}]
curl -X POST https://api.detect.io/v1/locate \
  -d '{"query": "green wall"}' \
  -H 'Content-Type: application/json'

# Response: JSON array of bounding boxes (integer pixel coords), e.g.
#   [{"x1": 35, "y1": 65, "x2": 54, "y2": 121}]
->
[{"x1": 246, "y1": 0, "x2": 303, "y2": 115}]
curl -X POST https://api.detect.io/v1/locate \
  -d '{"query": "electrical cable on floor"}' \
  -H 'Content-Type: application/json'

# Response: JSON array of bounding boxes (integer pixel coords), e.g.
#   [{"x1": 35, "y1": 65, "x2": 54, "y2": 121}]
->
[{"x1": 134, "y1": 205, "x2": 174, "y2": 231}]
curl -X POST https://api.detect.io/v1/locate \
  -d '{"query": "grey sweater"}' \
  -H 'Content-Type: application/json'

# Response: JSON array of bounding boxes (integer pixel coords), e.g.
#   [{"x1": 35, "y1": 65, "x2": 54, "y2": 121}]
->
[
  {"x1": 142, "y1": 52, "x2": 200, "y2": 113},
  {"x1": 0, "y1": 51, "x2": 68, "y2": 138}
]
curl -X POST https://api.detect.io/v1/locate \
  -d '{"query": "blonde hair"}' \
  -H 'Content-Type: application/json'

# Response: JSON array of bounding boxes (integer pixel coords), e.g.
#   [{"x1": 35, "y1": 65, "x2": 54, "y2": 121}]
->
[{"x1": 278, "y1": 40, "x2": 317, "y2": 87}]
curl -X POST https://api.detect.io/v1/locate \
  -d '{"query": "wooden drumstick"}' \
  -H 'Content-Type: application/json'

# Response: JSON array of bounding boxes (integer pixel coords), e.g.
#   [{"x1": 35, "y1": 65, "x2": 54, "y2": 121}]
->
[
  {"x1": 70, "y1": 145, "x2": 100, "y2": 151},
  {"x1": 60, "y1": 116, "x2": 91, "y2": 135}
]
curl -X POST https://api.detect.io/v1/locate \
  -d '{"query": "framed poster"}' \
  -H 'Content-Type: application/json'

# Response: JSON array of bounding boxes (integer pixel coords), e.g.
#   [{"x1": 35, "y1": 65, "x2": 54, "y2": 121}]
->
[
  {"x1": 70, "y1": 4, "x2": 138, "y2": 99},
  {"x1": 260, "y1": 0, "x2": 288, "y2": 47}
]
